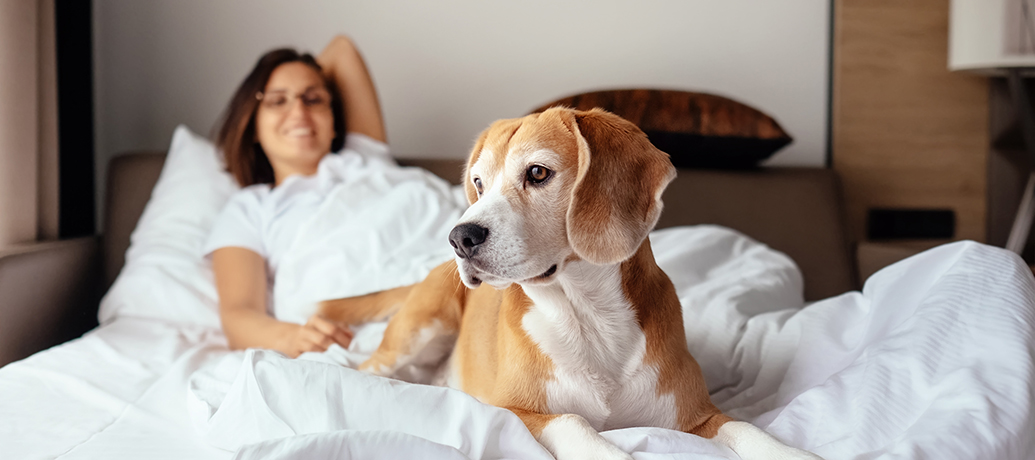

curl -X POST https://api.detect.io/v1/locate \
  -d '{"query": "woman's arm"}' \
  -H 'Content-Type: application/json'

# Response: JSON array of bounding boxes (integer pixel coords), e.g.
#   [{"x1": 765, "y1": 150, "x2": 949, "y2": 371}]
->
[
  {"x1": 212, "y1": 247, "x2": 353, "y2": 357},
  {"x1": 318, "y1": 35, "x2": 387, "y2": 143}
]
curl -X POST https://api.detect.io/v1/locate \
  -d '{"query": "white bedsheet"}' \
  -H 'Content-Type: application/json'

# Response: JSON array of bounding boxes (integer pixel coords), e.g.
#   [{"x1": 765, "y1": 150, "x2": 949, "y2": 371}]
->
[
  {"x1": 2, "y1": 228, "x2": 1034, "y2": 460},
  {"x1": 0, "y1": 318, "x2": 229, "y2": 459}
]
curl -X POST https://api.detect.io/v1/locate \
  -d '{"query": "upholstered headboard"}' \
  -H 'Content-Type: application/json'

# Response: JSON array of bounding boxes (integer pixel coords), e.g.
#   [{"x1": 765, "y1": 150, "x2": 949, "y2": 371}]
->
[{"x1": 104, "y1": 154, "x2": 855, "y2": 301}]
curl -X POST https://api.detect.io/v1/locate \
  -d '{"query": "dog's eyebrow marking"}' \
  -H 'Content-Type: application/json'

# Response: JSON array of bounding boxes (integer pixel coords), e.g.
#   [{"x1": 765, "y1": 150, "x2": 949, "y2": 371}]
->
[
  {"x1": 491, "y1": 124, "x2": 524, "y2": 167},
  {"x1": 504, "y1": 123, "x2": 522, "y2": 145},
  {"x1": 476, "y1": 149, "x2": 492, "y2": 168},
  {"x1": 473, "y1": 149, "x2": 498, "y2": 178},
  {"x1": 525, "y1": 149, "x2": 559, "y2": 166},
  {"x1": 503, "y1": 148, "x2": 557, "y2": 187}
]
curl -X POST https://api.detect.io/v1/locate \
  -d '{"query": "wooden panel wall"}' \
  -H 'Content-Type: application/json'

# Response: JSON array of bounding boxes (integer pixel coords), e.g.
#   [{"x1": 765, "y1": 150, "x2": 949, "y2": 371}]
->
[{"x1": 833, "y1": 0, "x2": 989, "y2": 246}]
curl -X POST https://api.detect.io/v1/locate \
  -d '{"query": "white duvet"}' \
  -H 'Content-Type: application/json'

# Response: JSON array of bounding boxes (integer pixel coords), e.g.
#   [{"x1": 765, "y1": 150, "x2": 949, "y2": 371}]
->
[
  {"x1": 183, "y1": 232, "x2": 1035, "y2": 460},
  {"x1": 3, "y1": 229, "x2": 1033, "y2": 459},
  {"x1": 2, "y1": 127, "x2": 1034, "y2": 459}
]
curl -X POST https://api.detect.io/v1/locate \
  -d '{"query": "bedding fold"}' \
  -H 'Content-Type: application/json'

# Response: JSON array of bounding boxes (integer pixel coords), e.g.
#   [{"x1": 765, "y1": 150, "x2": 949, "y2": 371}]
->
[
  {"x1": 188, "y1": 238, "x2": 1035, "y2": 460},
  {"x1": 5, "y1": 223, "x2": 1033, "y2": 460},
  {"x1": 189, "y1": 349, "x2": 555, "y2": 459}
]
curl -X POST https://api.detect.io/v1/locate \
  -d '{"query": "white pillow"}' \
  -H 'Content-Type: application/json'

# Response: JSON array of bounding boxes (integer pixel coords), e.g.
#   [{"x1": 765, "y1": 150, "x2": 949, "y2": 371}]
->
[{"x1": 98, "y1": 125, "x2": 239, "y2": 329}]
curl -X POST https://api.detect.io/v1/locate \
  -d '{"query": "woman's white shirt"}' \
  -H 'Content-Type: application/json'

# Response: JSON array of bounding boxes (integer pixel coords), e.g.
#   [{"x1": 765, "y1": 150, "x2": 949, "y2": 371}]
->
[
  {"x1": 205, "y1": 132, "x2": 464, "y2": 325},
  {"x1": 203, "y1": 133, "x2": 392, "y2": 279}
]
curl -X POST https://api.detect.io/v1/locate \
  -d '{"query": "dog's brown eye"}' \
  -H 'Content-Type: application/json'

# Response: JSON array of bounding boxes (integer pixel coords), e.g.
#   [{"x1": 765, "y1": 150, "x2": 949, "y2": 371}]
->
[
  {"x1": 473, "y1": 177, "x2": 483, "y2": 195},
  {"x1": 527, "y1": 165, "x2": 551, "y2": 185}
]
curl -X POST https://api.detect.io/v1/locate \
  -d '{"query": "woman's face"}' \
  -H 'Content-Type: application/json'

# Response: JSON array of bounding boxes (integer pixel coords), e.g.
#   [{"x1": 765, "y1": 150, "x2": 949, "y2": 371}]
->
[{"x1": 255, "y1": 62, "x2": 336, "y2": 183}]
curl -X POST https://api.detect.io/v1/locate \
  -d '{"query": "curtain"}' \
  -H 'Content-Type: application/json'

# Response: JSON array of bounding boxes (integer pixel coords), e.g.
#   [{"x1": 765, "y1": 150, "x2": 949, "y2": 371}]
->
[{"x1": 0, "y1": 0, "x2": 58, "y2": 247}]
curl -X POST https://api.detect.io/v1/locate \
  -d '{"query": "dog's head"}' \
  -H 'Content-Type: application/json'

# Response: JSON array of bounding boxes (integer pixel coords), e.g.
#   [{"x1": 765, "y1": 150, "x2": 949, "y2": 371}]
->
[{"x1": 449, "y1": 107, "x2": 676, "y2": 289}]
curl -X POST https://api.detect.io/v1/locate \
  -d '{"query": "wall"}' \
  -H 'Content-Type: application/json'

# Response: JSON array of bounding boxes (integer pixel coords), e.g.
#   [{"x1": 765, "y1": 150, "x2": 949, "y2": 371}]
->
[
  {"x1": 92, "y1": 0, "x2": 830, "y2": 231},
  {"x1": 38, "y1": 0, "x2": 58, "y2": 240},
  {"x1": 832, "y1": 0, "x2": 989, "y2": 247}
]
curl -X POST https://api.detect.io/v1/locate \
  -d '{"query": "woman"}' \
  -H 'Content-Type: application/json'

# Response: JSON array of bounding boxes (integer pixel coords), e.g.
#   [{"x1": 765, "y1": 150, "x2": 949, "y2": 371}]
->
[{"x1": 206, "y1": 36, "x2": 385, "y2": 357}]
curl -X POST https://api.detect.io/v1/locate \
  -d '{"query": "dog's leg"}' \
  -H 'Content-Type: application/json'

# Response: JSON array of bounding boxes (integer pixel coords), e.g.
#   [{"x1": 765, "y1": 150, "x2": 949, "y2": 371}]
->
[
  {"x1": 508, "y1": 408, "x2": 632, "y2": 460},
  {"x1": 669, "y1": 359, "x2": 824, "y2": 460},
  {"x1": 358, "y1": 260, "x2": 466, "y2": 377},
  {"x1": 317, "y1": 284, "x2": 415, "y2": 326},
  {"x1": 631, "y1": 262, "x2": 823, "y2": 460},
  {"x1": 712, "y1": 420, "x2": 824, "y2": 460}
]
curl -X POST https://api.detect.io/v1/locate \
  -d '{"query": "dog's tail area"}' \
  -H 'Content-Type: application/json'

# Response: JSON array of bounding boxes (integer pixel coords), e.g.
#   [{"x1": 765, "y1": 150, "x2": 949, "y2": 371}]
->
[{"x1": 317, "y1": 284, "x2": 416, "y2": 326}]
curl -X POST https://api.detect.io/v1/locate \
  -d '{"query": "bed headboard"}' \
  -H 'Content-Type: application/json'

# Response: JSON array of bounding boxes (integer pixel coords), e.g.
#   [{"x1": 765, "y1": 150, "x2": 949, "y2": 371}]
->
[{"x1": 104, "y1": 154, "x2": 855, "y2": 301}]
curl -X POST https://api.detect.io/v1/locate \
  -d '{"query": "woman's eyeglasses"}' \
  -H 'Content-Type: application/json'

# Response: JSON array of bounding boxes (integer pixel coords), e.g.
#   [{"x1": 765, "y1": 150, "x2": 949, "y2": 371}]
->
[{"x1": 256, "y1": 89, "x2": 331, "y2": 111}]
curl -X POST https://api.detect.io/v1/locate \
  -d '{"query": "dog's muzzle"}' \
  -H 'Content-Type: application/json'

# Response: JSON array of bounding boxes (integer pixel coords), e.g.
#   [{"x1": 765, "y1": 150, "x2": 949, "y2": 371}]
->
[{"x1": 449, "y1": 223, "x2": 489, "y2": 259}]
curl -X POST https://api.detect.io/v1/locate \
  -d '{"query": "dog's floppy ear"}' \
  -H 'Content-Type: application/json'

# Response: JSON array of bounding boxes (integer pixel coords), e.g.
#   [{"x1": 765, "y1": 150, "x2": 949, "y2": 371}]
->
[{"x1": 566, "y1": 108, "x2": 677, "y2": 265}]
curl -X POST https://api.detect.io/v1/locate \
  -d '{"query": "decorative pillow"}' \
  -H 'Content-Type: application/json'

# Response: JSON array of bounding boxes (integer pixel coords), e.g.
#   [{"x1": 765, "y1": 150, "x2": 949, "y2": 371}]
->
[
  {"x1": 97, "y1": 125, "x2": 239, "y2": 329},
  {"x1": 530, "y1": 89, "x2": 792, "y2": 169}
]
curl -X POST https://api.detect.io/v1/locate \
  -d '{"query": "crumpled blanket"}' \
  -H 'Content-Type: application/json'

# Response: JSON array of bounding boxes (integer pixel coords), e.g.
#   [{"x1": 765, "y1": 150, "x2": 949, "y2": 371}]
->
[{"x1": 188, "y1": 227, "x2": 1035, "y2": 459}]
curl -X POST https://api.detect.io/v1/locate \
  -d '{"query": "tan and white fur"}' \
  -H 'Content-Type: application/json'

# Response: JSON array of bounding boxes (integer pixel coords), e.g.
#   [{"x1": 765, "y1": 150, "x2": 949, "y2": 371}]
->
[{"x1": 320, "y1": 107, "x2": 823, "y2": 460}]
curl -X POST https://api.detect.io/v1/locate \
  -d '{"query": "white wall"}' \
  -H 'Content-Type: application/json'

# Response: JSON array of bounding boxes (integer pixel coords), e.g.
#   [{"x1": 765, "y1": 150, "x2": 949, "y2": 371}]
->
[{"x1": 93, "y1": 0, "x2": 829, "y2": 228}]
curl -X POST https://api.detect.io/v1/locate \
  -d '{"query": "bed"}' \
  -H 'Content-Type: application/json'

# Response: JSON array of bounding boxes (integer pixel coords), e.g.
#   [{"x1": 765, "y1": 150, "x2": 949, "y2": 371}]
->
[{"x1": 2, "y1": 91, "x2": 1034, "y2": 459}]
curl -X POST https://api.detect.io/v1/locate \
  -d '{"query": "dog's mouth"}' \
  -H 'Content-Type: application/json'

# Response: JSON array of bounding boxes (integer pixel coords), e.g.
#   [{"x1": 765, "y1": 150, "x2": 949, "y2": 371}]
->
[
  {"x1": 459, "y1": 260, "x2": 559, "y2": 288},
  {"x1": 527, "y1": 264, "x2": 557, "y2": 282},
  {"x1": 457, "y1": 259, "x2": 495, "y2": 288}
]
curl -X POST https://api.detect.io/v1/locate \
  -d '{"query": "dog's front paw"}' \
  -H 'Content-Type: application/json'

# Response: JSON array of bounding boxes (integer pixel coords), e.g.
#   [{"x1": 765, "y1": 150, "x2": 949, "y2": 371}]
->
[
  {"x1": 715, "y1": 421, "x2": 824, "y2": 460},
  {"x1": 765, "y1": 447, "x2": 824, "y2": 460},
  {"x1": 357, "y1": 357, "x2": 394, "y2": 377},
  {"x1": 553, "y1": 441, "x2": 632, "y2": 460},
  {"x1": 538, "y1": 414, "x2": 633, "y2": 460},
  {"x1": 783, "y1": 449, "x2": 824, "y2": 460}
]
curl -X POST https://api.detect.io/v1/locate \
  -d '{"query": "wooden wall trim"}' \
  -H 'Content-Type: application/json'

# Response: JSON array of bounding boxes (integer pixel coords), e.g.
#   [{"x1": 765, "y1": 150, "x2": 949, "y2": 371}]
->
[{"x1": 833, "y1": 0, "x2": 989, "y2": 246}]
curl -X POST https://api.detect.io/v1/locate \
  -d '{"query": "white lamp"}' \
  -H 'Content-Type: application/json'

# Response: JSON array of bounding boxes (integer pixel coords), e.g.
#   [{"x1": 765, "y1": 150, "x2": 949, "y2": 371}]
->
[
  {"x1": 950, "y1": 0, "x2": 1035, "y2": 254},
  {"x1": 950, "y1": 0, "x2": 1035, "y2": 72}
]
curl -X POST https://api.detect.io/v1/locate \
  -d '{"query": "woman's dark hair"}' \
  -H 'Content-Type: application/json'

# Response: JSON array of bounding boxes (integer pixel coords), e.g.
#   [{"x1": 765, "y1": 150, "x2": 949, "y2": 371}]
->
[{"x1": 215, "y1": 48, "x2": 346, "y2": 187}]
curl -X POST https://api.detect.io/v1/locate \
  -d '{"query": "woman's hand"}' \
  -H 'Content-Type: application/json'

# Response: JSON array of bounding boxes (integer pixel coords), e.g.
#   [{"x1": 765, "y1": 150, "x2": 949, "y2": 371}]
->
[
  {"x1": 281, "y1": 315, "x2": 355, "y2": 358},
  {"x1": 213, "y1": 247, "x2": 357, "y2": 358},
  {"x1": 316, "y1": 35, "x2": 357, "y2": 71},
  {"x1": 316, "y1": 34, "x2": 387, "y2": 143}
]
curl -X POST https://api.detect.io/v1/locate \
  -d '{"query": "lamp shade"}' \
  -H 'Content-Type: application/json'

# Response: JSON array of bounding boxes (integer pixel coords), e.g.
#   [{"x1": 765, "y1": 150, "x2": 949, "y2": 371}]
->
[{"x1": 950, "y1": 0, "x2": 1035, "y2": 73}]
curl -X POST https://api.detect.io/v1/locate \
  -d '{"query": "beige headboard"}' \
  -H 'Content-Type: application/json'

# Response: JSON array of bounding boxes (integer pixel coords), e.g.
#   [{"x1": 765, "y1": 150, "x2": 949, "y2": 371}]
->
[{"x1": 105, "y1": 154, "x2": 855, "y2": 301}]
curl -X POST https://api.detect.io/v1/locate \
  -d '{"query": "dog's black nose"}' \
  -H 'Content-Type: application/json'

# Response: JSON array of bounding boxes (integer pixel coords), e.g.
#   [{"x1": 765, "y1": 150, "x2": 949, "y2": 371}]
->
[{"x1": 449, "y1": 223, "x2": 489, "y2": 259}]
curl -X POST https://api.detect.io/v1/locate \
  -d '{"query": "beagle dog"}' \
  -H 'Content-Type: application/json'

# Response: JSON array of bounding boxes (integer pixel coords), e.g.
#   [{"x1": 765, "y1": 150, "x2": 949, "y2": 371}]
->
[{"x1": 320, "y1": 108, "x2": 822, "y2": 460}]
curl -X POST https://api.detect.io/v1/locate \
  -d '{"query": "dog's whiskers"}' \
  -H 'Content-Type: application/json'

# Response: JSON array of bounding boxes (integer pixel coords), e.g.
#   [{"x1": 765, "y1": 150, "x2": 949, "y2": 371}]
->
[{"x1": 440, "y1": 263, "x2": 466, "y2": 297}]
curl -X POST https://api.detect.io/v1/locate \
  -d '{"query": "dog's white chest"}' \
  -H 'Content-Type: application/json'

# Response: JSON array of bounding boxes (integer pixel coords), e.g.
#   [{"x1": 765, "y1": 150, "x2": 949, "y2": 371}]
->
[{"x1": 521, "y1": 262, "x2": 678, "y2": 431}]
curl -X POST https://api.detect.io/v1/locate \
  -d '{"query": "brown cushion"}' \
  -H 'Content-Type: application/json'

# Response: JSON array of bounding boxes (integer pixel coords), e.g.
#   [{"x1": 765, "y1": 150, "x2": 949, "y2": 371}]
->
[{"x1": 530, "y1": 89, "x2": 792, "y2": 169}]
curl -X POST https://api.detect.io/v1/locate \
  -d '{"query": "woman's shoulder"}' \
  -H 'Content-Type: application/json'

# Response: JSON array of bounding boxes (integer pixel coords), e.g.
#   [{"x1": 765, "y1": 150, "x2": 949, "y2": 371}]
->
[
  {"x1": 223, "y1": 183, "x2": 272, "y2": 209},
  {"x1": 339, "y1": 132, "x2": 390, "y2": 160},
  {"x1": 317, "y1": 134, "x2": 396, "y2": 183}
]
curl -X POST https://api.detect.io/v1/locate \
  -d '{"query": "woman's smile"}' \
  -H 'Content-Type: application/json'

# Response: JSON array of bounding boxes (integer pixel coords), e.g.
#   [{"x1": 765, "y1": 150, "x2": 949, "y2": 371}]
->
[{"x1": 255, "y1": 61, "x2": 337, "y2": 182}]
